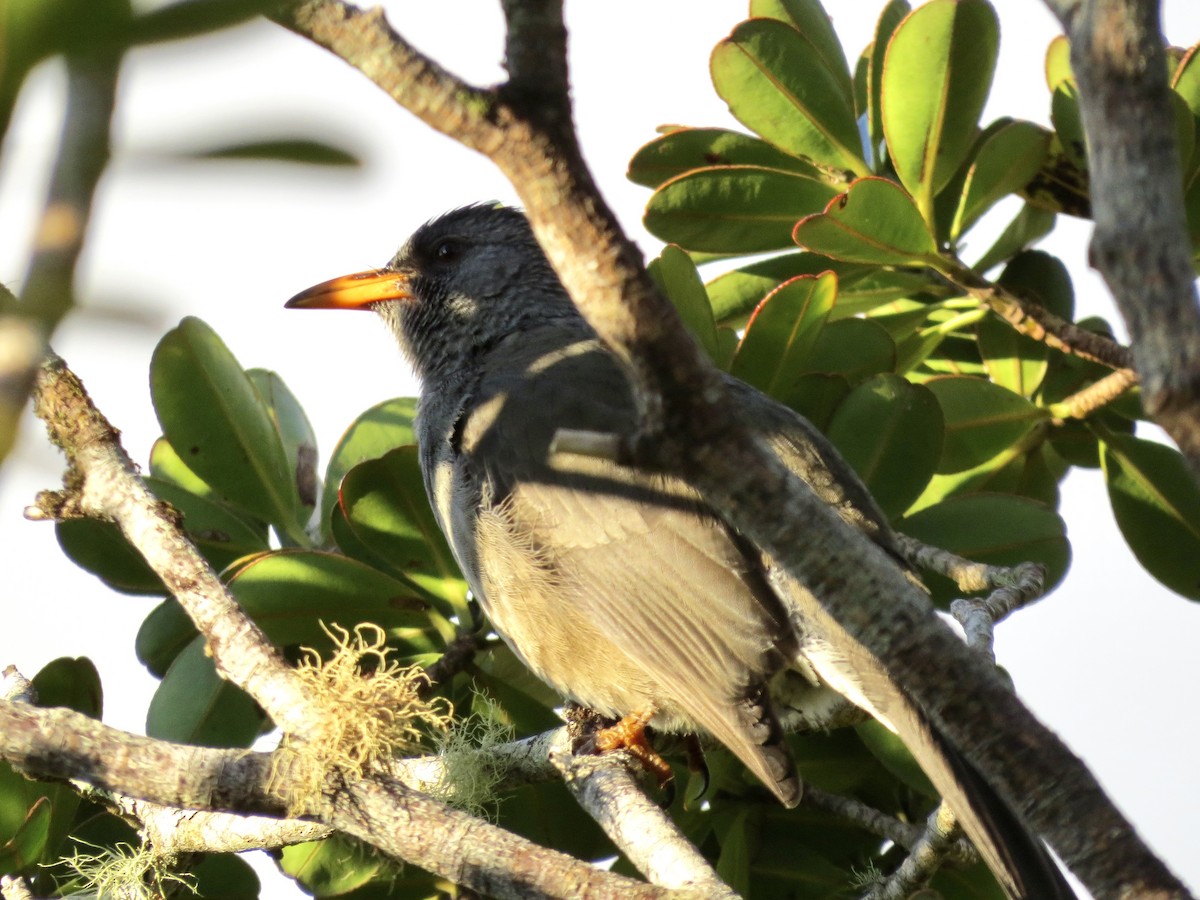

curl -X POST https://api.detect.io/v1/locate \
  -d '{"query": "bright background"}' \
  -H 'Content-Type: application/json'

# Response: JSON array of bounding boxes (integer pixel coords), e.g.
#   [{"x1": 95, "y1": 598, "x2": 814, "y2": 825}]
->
[{"x1": 1, "y1": 2, "x2": 1197, "y2": 896}]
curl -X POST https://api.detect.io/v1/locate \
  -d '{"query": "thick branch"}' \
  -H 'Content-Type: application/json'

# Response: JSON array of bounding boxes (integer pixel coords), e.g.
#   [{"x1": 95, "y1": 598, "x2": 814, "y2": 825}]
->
[
  {"x1": 279, "y1": 3, "x2": 1188, "y2": 896},
  {"x1": 1047, "y1": 0, "x2": 1200, "y2": 474}
]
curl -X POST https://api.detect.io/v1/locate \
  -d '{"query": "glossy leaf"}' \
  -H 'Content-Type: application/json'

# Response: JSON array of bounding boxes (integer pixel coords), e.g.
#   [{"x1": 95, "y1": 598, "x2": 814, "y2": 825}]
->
[
  {"x1": 56, "y1": 519, "x2": 163, "y2": 595},
  {"x1": 749, "y1": 0, "x2": 854, "y2": 105},
  {"x1": 281, "y1": 834, "x2": 383, "y2": 896},
  {"x1": 247, "y1": 368, "x2": 321, "y2": 521},
  {"x1": 793, "y1": 177, "x2": 938, "y2": 265},
  {"x1": 830, "y1": 268, "x2": 951, "y2": 318},
  {"x1": 645, "y1": 165, "x2": 839, "y2": 253},
  {"x1": 705, "y1": 253, "x2": 861, "y2": 324},
  {"x1": 147, "y1": 639, "x2": 264, "y2": 747},
  {"x1": 147, "y1": 476, "x2": 270, "y2": 569},
  {"x1": 952, "y1": 120, "x2": 1052, "y2": 240},
  {"x1": 731, "y1": 272, "x2": 837, "y2": 395},
  {"x1": 998, "y1": 249, "x2": 1075, "y2": 320},
  {"x1": 806, "y1": 317, "x2": 897, "y2": 382},
  {"x1": 136, "y1": 599, "x2": 198, "y2": 678},
  {"x1": 881, "y1": 0, "x2": 999, "y2": 214},
  {"x1": 1102, "y1": 433, "x2": 1200, "y2": 600},
  {"x1": 648, "y1": 245, "x2": 725, "y2": 365},
  {"x1": 977, "y1": 315, "x2": 1048, "y2": 397},
  {"x1": 627, "y1": 127, "x2": 822, "y2": 188},
  {"x1": 321, "y1": 397, "x2": 418, "y2": 538},
  {"x1": 151, "y1": 317, "x2": 300, "y2": 539},
  {"x1": 927, "y1": 376, "x2": 1048, "y2": 473},
  {"x1": 227, "y1": 549, "x2": 449, "y2": 648},
  {"x1": 825, "y1": 374, "x2": 944, "y2": 517},
  {"x1": 149, "y1": 436, "x2": 213, "y2": 497},
  {"x1": 711, "y1": 19, "x2": 867, "y2": 174},
  {"x1": 339, "y1": 447, "x2": 470, "y2": 621},
  {"x1": 868, "y1": 2, "x2": 912, "y2": 163},
  {"x1": 899, "y1": 494, "x2": 1071, "y2": 605},
  {"x1": 30, "y1": 657, "x2": 102, "y2": 719}
]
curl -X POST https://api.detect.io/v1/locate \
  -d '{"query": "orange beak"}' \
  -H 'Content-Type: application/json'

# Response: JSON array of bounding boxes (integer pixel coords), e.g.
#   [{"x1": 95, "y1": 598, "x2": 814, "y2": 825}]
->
[{"x1": 284, "y1": 269, "x2": 412, "y2": 310}]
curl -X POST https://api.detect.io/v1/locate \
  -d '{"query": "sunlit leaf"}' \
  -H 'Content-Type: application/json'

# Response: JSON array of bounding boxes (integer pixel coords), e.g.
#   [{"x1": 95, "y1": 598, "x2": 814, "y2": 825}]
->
[
  {"x1": 926, "y1": 376, "x2": 1049, "y2": 473},
  {"x1": 628, "y1": 127, "x2": 822, "y2": 188},
  {"x1": 793, "y1": 177, "x2": 938, "y2": 265},
  {"x1": 952, "y1": 120, "x2": 1052, "y2": 240},
  {"x1": 731, "y1": 273, "x2": 837, "y2": 396},
  {"x1": 648, "y1": 245, "x2": 725, "y2": 365}
]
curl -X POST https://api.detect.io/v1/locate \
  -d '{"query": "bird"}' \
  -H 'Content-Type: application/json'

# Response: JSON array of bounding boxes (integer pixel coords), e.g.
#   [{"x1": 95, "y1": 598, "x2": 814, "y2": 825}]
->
[{"x1": 286, "y1": 203, "x2": 1073, "y2": 898}]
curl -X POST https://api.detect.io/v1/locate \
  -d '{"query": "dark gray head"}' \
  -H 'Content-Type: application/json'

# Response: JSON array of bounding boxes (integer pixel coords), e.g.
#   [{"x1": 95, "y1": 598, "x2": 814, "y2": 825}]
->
[{"x1": 286, "y1": 204, "x2": 579, "y2": 382}]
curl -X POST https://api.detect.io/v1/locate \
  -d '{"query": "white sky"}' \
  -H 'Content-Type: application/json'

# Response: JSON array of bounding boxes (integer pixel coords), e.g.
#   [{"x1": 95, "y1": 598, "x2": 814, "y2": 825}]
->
[{"x1": 1, "y1": 2, "x2": 1197, "y2": 896}]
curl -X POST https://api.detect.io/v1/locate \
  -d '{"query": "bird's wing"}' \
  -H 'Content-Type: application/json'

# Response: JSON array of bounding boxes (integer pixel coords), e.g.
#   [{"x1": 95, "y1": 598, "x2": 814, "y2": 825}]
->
[{"x1": 437, "y1": 326, "x2": 801, "y2": 803}]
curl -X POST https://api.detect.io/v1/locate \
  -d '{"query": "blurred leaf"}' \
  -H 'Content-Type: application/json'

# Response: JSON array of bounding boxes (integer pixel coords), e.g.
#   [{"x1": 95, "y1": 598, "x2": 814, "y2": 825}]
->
[
  {"x1": 855, "y1": 719, "x2": 935, "y2": 796},
  {"x1": 776, "y1": 373, "x2": 851, "y2": 430},
  {"x1": 825, "y1": 373, "x2": 943, "y2": 518},
  {"x1": 711, "y1": 19, "x2": 867, "y2": 175},
  {"x1": 793, "y1": 177, "x2": 938, "y2": 265},
  {"x1": 151, "y1": 317, "x2": 300, "y2": 540},
  {"x1": 339, "y1": 448, "x2": 471, "y2": 623},
  {"x1": 1050, "y1": 82, "x2": 1088, "y2": 170},
  {"x1": 998, "y1": 249, "x2": 1075, "y2": 320},
  {"x1": 714, "y1": 806, "x2": 756, "y2": 897},
  {"x1": 280, "y1": 834, "x2": 382, "y2": 897},
  {"x1": 1045, "y1": 35, "x2": 1072, "y2": 91},
  {"x1": 952, "y1": 121, "x2": 1051, "y2": 240},
  {"x1": 628, "y1": 127, "x2": 822, "y2": 188},
  {"x1": 321, "y1": 397, "x2": 418, "y2": 539},
  {"x1": 147, "y1": 639, "x2": 263, "y2": 747},
  {"x1": 971, "y1": 203, "x2": 1056, "y2": 274},
  {"x1": 926, "y1": 376, "x2": 1048, "y2": 473},
  {"x1": 881, "y1": 0, "x2": 999, "y2": 215},
  {"x1": 806, "y1": 316, "x2": 897, "y2": 382},
  {"x1": 136, "y1": 599, "x2": 197, "y2": 677},
  {"x1": 899, "y1": 494, "x2": 1071, "y2": 605},
  {"x1": 731, "y1": 273, "x2": 837, "y2": 396},
  {"x1": 185, "y1": 138, "x2": 361, "y2": 167},
  {"x1": 129, "y1": 0, "x2": 279, "y2": 44},
  {"x1": 977, "y1": 315, "x2": 1048, "y2": 397},
  {"x1": 868, "y1": 2, "x2": 912, "y2": 165},
  {"x1": 247, "y1": 368, "x2": 321, "y2": 519},
  {"x1": 1020, "y1": 138, "x2": 1091, "y2": 219},
  {"x1": 1173, "y1": 44, "x2": 1200, "y2": 116},
  {"x1": 648, "y1": 245, "x2": 726, "y2": 365},
  {"x1": 645, "y1": 165, "x2": 839, "y2": 253},
  {"x1": 1101, "y1": 432, "x2": 1200, "y2": 600}
]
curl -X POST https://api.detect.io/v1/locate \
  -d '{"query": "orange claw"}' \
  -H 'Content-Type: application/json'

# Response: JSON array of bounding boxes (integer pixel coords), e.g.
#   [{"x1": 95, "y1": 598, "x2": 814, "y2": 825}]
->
[{"x1": 593, "y1": 707, "x2": 674, "y2": 789}]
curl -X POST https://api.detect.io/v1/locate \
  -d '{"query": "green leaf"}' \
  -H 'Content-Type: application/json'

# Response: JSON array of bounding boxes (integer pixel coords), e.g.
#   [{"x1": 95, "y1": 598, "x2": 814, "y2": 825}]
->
[
  {"x1": 644, "y1": 165, "x2": 839, "y2": 253},
  {"x1": 1051, "y1": 82, "x2": 1088, "y2": 170},
  {"x1": 730, "y1": 272, "x2": 837, "y2": 396},
  {"x1": 0, "y1": 797, "x2": 50, "y2": 872},
  {"x1": 806, "y1": 317, "x2": 897, "y2": 382},
  {"x1": 627, "y1": 127, "x2": 824, "y2": 188},
  {"x1": 714, "y1": 806, "x2": 756, "y2": 897},
  {"x1": 280, "y1": 834, "x2": 383, "y2": 897},
  {"x1": 129, "y1": 0, "x2": 281, "y2": 45},
  {"x1": 56, "y1": 519, "x2": 163, "y2": 595},
  {"x1": 339, "y1": 447, "x2": 471, "y2": 623},
  {"x1": 648, "y1": 245, "x2": 724, "y2": 365},
  {"x1": 247, "y1": 368, "x2": 321, "y2": 520},
  {"x1": 775, "y1": 373, "x2": 851, "y2": 431},
  {"x1": 711, "y1": 19, "x2": 867, "y2": 174},
  {"x1": 149, "y1": 436, "x2": 214, "y2": 498},
  {"x1": 704, "y1": 253, "x2": 861, "y2": 325},
  {"x1": 971, "y1": 203, "x2": 1056, "y2": 274},
  {"x1": 793, "y1": 176, "x2": 938, "y2": 265},
  {"x1": 1102, "y1": 433, "x2": 1200, "y2": 600},
  {"x1": 146, "y1": 476, "x2": 270, "y2": 569},
  {"x1": 227, "y1": 549, "x2": 451, "y2": 649},
  {"x1": 30, "y1": 657, "x2": 102, "y2": 718},
  {"x1": 151, "y1": 317, "x2": 300, "y2": 540},
  {"x1": 998, "y1": 249, "x2": 1075, "y2": 320},
  {"x1": 926, "y1": 376, "x2": 1048, "y2": 473},
  {"x1": 193, "y1": 853, "x2": 260, "y2": 899},
  {"x1": 831, "y1": 268, "x2": 952, "y2": 318},
  {"x1": 881, "y1": 0, "x2": 999, "y2": 220},
  {"x1": 977, "y1": 315, "x2": 1048, "y2": 397},
  {"x1": 855, "y1": 719, "x2": 935, "y2": 795},
  {"x1": 825, "y1": 374, "x2": 944, "y2": 518},
  {"x1": 899, "y1": 494, "x2": 1070, "y2": 605},
  {"x1": 868, "y1": 2, "x2": 912, "y2": 166},
  {"x1": 749, "y1": 0, "x2": 854, "y2": 106},
  {"x1": 951, "y1": 120, "x2": 1052, "y2": 240},
  {"x1": 147, "y1": 639, "x2": 264, "y2": 747},
  {"x1": 1172, "y1": 44, "x2": 1200, "y2": 118},
  {"x1": 184, "y1": 138, "x2": 361, "y2": 167},
  {"x1": 1044, "y1": 35, "x2": 1072, "y2": 91},
  {"x1": 321, "y1": 397, "x2": 418, "y2": 539},
  {"x1": 136, "y1": 599, "x2": 198, "y2": 678}
]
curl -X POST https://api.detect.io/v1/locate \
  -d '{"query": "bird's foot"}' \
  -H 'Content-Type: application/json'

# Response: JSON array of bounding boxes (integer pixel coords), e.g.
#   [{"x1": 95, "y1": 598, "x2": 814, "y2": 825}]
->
[{"x1": 591, "y1": 708, "x2": 675, "y2": 796}]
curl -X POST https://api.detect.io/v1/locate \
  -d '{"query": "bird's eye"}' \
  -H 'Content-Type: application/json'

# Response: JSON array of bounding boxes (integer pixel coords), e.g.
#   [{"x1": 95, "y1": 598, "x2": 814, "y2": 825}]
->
[{"x1": 433, "y1": 239, "x2": 461, "y2": 263}]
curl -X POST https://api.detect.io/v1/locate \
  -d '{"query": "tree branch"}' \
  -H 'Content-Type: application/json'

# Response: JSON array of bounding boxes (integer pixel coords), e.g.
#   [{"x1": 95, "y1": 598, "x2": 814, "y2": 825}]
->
[{"x1": 1045, "y1": 0, "x2": 1200, "y2": 476}]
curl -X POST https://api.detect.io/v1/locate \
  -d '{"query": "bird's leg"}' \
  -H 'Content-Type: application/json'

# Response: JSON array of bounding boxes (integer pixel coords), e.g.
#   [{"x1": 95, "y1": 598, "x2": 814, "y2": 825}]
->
[{"x1": 591, "y1": 707, "x2": 675, "y2": 791}]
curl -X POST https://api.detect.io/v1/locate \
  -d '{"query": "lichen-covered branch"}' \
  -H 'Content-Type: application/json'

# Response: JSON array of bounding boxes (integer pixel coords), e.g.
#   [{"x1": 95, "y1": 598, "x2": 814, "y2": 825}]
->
[
  {"x1": 867, "y1": 803, "x2": 964, "y2": 900},
  {"x1": 1046, "y1": 0, "x2": 1200, "y2": 476},
  {"x1": 275, "y1": 1, "x2": 1189, "y2": 896}
]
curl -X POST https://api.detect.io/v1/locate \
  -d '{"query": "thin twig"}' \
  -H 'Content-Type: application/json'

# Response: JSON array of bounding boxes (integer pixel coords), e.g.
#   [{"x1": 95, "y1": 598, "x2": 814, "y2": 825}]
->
[{"x1": 866, "y1": 803, "x2": 963, "y2": 900}]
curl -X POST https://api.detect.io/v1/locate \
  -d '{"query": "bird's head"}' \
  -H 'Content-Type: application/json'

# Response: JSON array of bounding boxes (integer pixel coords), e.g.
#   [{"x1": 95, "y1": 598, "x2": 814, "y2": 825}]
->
[{"x1": 286, "y1": 204, "x2": 578, "y2": 382}]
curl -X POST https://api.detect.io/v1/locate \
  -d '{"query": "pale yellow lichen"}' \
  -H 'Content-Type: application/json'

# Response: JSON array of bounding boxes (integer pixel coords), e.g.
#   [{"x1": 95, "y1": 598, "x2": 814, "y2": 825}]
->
[
  {"x1": 54, "y1": 840, "x2": 194, "y2": 899},
  {"x1": 431, "y1": 693, "x2": 515, "y2": 820}
]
